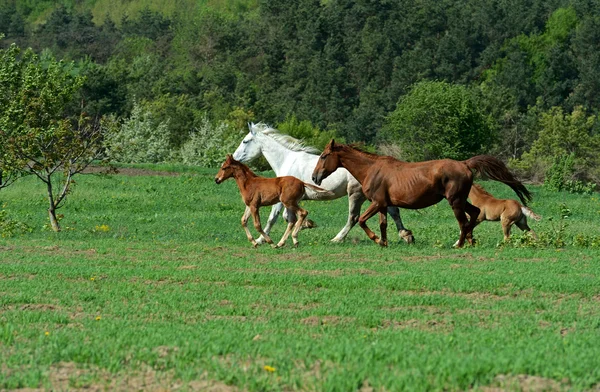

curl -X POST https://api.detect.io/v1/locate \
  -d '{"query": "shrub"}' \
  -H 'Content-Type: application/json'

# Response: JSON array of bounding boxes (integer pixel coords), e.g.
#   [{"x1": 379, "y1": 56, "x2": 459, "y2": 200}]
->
[
  {"x1": 104, "y1": 101, "x2": 171, "y2": 163},
  {"x1": 180, "y1": 118, "x2": 245, "y2": 168},
  {"x1": 276, "y1": 115, "x2": 340, "y2": 151},
  {"x1": 0, "y1": 209, "x2": 31, "y2": 237},
  {"x1": 512, "y1": 106, "x2": 600, "y2": 183},
  {"x1": 381, "y1": 80, "x2": 494, "y2": 161}
]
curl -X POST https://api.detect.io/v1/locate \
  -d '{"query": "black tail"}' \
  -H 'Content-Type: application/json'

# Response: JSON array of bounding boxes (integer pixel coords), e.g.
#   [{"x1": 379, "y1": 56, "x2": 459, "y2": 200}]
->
[{"x1": 464, "y1": 155, "x2": 532, "y2": 206}]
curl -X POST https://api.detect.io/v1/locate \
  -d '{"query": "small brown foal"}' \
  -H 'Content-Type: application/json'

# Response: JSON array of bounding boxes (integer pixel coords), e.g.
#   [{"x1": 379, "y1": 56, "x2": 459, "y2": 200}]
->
[
  {"x1": 215, "y1": 155, "x2": 332, "y2": 248},
  {"x1": 458, "y1": 183, "x2": 541, "y2": 245}
]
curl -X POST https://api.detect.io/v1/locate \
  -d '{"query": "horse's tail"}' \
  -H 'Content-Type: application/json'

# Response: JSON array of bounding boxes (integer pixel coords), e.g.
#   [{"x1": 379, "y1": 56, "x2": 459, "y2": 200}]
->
[
  {"x1": 521, "y1": 206, "x2": 542, "y2": 221},
  {"x1": 303, "y1": 183, "x2": 336, "y2": 199},
  {"x1": 464, "y1": 155, "x2": 532, "y2": 206}
]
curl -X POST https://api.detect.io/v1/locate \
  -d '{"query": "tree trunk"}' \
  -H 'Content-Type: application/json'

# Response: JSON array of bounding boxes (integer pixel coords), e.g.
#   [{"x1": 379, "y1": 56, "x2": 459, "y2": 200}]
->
[{"x1": 48, "y1": 207, "x2": 61, "y2": 232}]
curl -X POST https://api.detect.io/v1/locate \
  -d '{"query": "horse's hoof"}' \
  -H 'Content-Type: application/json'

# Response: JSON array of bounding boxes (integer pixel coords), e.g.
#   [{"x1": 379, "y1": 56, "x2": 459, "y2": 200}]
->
[
  {"x1": 276, "y1": 242, "x2": 285, "y2": 248},
  {"x1": 271, "y1": 244, "x2": 279, "y2": 249},
  {"x1": 293, "y1": 242, "x2": 299, "y2": 248},
  {"x1": 255, "y1": 237, "x2": 266, "y2": 245},
  {"x1": 330, "y1": 237, "x2": 344, "y2": 243},
  {"x1": 376, "y1": 239, "x2": 388, "y2": 247},
  {"x1": 301, "y1": 219, "x2": 317, "y2": 230},
  {"x1": 400, "y1": 230, "x2": 414, "y2": 244},
  {"x1": 252, "y1": 242, "x2": 259, "y2": 248}
]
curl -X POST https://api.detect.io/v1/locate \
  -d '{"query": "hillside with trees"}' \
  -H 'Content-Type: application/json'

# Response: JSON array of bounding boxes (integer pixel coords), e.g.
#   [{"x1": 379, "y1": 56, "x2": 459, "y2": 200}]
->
[{"x1": 1, "y1": 0, "x2": 599, "y2": 187}]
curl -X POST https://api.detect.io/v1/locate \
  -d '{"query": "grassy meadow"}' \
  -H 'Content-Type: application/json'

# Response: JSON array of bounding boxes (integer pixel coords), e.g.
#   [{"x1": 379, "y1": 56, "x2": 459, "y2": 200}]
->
[{"x1": 1, "y1": 166, "x2": 600, "y2": 391}]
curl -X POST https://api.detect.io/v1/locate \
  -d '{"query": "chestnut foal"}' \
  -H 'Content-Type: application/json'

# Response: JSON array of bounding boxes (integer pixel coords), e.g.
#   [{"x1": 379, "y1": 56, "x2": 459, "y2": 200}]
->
[
  {"x1": 215, "y1": 155, "x2": 332, "y2": 248},
  {"x1": 454, "y1": 183, "x2": 541, "y2": 245}
]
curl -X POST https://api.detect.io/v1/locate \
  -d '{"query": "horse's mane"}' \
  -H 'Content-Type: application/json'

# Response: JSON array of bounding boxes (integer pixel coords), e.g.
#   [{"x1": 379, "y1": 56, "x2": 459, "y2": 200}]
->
[
  {"x1": 470, "y1": 183, "x2": 494, "y2": 197},
  {"x1": 251, "y1": 123, "x2": 320, "y2": 154},
  {"x1": 230, "y1": 159, "x2": 258, "y2": 177},
  {"x1": 345, "y1": 143, "x2": 393, "y2": 160}
]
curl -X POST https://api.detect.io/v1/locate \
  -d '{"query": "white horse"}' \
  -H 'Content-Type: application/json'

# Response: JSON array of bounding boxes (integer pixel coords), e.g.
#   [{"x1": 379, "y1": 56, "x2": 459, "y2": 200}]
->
[{"x1": 232, "y1": 123, "x2": 414, "y2": 244}]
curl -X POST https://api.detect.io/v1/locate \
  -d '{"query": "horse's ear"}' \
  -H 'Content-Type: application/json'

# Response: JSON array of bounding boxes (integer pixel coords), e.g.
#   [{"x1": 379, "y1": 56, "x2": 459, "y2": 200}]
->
[
  {"x1": 226, "y1": 154, "x2": 233, "y2": 162},
  {"x1": 249, "y1": 123, "x2": 256, "y2": 135},
  {"x1": 328, "y1": 139, "x2": 335, "y2": 149}
]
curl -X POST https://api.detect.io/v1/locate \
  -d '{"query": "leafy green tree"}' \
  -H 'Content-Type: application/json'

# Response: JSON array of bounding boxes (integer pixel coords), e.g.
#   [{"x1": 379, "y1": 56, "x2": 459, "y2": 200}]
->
[
  {"x1": 382, "y1": 80, "x2": 494, "y2": 161},
  {"x1": 0, "y1": 43, "x2": 108, "y2": 231},
  {"x1": 0, "y1": 40, "x2": 25, "y2": 189},
  {"x1": 513, "y1": 106, "x2": 600, "y2": 181}
]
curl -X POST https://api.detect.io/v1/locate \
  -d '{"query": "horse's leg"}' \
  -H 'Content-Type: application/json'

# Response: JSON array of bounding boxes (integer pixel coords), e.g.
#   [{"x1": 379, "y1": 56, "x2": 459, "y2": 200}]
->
[
  {"x1": 448, "y1": 196, "x2": 470, "y2": 248},
  {"x1": 291, "y1": 207, "x2": 308, "y2": 248},
  {"x1": 277, "y1": 204, "x2": 302, "y2": 248},
  {"x1": 515, "y1": 216, "x2": 538, "y2": 240},
  {"x1": 358, "y1": 203, "x2": 386, "y2": 246},
  {"x1": 241, "y1": 206, "x2": 258, "y2": 247},
  {"x1": 501, "y1": 215, "x2": 513, "y2": 241},
  {"x1": 256, "y1": 202, "x2": 283, "y2": 245},
  {"x1": 250, "y1": 206, "x2": 275, "y2": 246},
  {"x1": 276, "y1": 220, "x2": 295, "y2": 248},
  {"x1": 464, "y1": 202, "x2": 481, "y2": 245},
  {"x1": 387, "y1": 206, "x2": 414, "y2": 244},
  {"x1": 379, "y1": 210, "x2": 388, "y2": 247},
  {"x1": 331, "y1": 188, "x2": 365, "y2": 242},
  {"x1": 454, "y1": 215, "x2": 482, "y2": 248}
]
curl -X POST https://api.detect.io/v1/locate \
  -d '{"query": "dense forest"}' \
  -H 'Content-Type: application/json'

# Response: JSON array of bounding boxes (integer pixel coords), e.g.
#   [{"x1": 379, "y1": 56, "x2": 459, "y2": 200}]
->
[{"x1": 1, "y1": 0, "x2": 600, "y2": 186}]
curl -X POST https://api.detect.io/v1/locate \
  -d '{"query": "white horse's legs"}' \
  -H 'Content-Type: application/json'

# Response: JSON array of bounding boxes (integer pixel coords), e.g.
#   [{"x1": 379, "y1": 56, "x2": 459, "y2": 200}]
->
[
  {"x1": 331, "y1": 188, "x2": 366, "y2": 242},
  {"x1": 256, "y1": 202, "x2": 284, "y2": 244},
  {"x1": 387, "y1": 207, "x2": 414, "y2": 243}
]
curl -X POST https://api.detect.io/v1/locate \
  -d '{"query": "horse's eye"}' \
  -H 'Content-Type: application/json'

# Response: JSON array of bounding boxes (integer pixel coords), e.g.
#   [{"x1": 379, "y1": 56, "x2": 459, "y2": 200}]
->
[
  {"x1": 320, "y1": 155, "x2": 326, "y2": 160},
  {"x1": 242, "y1": 140, "x2": 249, "y2": 144}
]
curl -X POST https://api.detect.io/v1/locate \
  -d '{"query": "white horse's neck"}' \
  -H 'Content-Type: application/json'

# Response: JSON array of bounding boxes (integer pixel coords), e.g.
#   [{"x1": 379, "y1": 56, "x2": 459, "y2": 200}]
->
[{"x1": 257, "y1": 134, "x2": 303, "y2": 176}]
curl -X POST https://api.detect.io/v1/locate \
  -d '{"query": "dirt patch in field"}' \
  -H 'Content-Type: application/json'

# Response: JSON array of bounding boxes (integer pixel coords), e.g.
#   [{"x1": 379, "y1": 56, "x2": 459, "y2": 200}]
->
[
  {"x1": 477, "y1": 374, "x2": 570, "y2": 391},
  {"x1": 6, "y1": 361, "x2": 238, "y2": 392},
  {"x1": 300, "y1": 315, "x2": 355, "y2": 326},
  {"x1": 376, "y1": 318, "x2": 452, "y2": 332},
  {"x1": 83, "y1": 166, "x2": 181, "y2": 177},
  {"x1": 19, "y1": 304, "x2": 61, "y2": 312},
  {"x1": 397, "y1": 289, "x2": 512, "y2": 302}
]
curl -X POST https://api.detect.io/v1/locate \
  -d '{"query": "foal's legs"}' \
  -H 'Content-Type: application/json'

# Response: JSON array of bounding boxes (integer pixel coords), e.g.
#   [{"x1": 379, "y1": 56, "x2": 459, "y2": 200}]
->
[
  {"x1": 241, "y1": 206, "x2": 257, "y2": 247},
  {"x1": 250, "y1": 206, "x2": 275, "y2": 246},
  {"x1": 290, "y1": 207, "x2": 308, "y2": 247},
  {"x1": 276, "y1": 203, "x2": 307, "y2": 248},
  {"x1": 515, "y1": 216, "x2": 538, "y2": 239},
  {"x1": 388, "y1": 207, "x2": 414, "y2": 243},
  {"x1": 256, "y1": 202, "x2": 284, "y2": 245},
  {"x1": 501, "y1": 215, "x2": 514, "y2": 241}
]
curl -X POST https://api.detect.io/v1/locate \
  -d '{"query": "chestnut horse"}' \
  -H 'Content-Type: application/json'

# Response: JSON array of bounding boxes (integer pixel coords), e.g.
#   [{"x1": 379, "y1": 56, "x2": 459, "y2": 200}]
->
[
  {"x1": 312, "y1": 140, "x2": 531, "y2": 247},
  {"x1": 453, "y1": 183, "x2": 541, "y2": 245},
  {"x1": 215, "y1": 155, "x2": 333, "y2": 248}
]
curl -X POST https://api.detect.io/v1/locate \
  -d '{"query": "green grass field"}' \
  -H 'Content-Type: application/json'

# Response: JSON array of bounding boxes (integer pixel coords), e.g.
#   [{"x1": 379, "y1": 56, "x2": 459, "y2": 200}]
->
[{"x1": 1, "y1": 166, "x2": 600, "y2": 391}]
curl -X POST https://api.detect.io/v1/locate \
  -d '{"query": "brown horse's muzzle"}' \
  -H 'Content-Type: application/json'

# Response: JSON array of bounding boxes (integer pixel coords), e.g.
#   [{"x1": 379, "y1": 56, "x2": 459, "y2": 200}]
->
[{"x1": 215, "y1": 177, "x2": 222, "y2": 184}]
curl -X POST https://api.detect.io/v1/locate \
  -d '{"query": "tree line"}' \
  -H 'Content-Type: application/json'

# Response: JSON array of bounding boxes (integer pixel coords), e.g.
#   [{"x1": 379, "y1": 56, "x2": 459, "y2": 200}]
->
[{"x1": 1, "y1": 0, "x2": 600, "y2": 187}]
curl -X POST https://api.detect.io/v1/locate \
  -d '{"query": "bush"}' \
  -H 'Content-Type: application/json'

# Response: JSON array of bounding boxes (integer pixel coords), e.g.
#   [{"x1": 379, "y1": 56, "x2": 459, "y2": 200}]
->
[
  {"x1": 104, "y1": 101, "x2": 171, "y2": 163},
  {"x1": 0, "y1": 209, "x2": 31, "y2": 237},
  {"x1": 512, "y1": 106, "x2": 600, "y2": 183},
  {"x1": 381, "y1": 80, "x2": 494, "y2": 161},
  {"x1": 276, "y1": 115, "x2": 340, "y2": 151},
  {"x1": 180, "y1": 118, "x2": 245, "y2": 168}
]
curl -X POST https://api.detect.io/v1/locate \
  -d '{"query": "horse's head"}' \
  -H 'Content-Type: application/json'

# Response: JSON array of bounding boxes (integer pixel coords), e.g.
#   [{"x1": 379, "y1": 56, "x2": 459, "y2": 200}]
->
[
  {"x1": 232, "y1": 123, "x2": 263, "y2": 163},
  {"x1": 312, "y1": 139, "x2": 341, "y2": 185},
  {"x1": 215, "y1": 154, "x2": 237, "y2": 184}
]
